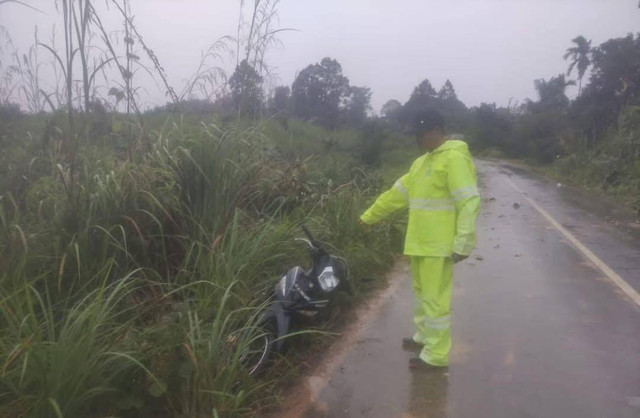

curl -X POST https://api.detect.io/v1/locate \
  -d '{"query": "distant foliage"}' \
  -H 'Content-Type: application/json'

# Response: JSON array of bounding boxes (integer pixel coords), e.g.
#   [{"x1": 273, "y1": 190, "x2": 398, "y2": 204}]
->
[
  {"x1": 146, "y1": 99, "x2": 219, "y2": 115},
  {"x1": 467, "y1": 103, "x2": 513, "y2": 153},
  {"x1": 437, "y1": 79, "x2": 468, "y2": 130},
  {"x1": 0, "y1": 102, "x2": 22, "y2": 145},
  {"x1": 391, "y1": 78, "x2": 468, "y2": 133},
  {"x1": 570, "y1": 34, "x2": 640, "y2": 141},
  {"x1": 289, "y1": 57, "x2": 373, "y2": 129},
  {"x1": 291, "y1": 57, "x2": 350, "y2": 129},
  {"x1": 381, "y1": 99, "x2": 402, "y2": 123},
  {"x1": 269, "y1": 85, "x2": 291, "y2": 116},
  {"x1": 229, "y1": 59, "x2": 264, "y2": 118},
  {"x1": 400, "y1": 78, "x2": 439, "y2": 125},
  {"x1": 344, "y1": 86, "x2": 372, "y2": 127},
  {"x1": 465, "y1": 30, "x2": 640, "y2": 204},
  {"x1": 0, "y1": 102, "x2": 21, "y2": 120},
  {"x1": 527, "y1": 74, "x2": 574, "y2": 113},
  {"x1": 467, "y1": 74, "x2": 574, "y2": 162}
]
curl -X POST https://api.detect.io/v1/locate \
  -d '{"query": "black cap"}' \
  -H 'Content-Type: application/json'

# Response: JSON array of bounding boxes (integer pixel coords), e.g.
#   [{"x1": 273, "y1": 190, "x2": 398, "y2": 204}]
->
[{"x1": 410, "y1": 109, "x2": 445, "y2": 136}]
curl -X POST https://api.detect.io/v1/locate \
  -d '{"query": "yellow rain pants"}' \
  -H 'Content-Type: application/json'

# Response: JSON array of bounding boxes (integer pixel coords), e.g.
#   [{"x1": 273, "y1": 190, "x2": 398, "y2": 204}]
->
[
  {"x1": 411, "y1": 256, "x2": 453, "y2": 366},
  {"x1": 360, "y1": 139, "x2": 480, "y2": 366}
]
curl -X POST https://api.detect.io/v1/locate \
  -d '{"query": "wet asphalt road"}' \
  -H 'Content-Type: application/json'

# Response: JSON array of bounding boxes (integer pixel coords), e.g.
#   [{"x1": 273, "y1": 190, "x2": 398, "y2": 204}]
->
[{"x1": 300, "y1": 160, "x2": 640, "y2": 418}]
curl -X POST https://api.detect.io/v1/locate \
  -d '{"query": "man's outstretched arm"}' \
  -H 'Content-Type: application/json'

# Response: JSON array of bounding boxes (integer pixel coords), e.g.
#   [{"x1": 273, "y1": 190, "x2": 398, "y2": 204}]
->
[{"x1": 361, "y1": 173, "x2": 410, "y2": 225}]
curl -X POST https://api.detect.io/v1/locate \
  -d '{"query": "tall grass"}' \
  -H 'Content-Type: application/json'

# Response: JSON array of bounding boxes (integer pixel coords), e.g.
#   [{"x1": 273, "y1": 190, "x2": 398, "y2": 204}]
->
[
  {"x1": 1, "y1": 273, "x2": 144, "y2": 417},
  {"x1": 0, "y1": 115, "x2": 410, "y2": 417}
]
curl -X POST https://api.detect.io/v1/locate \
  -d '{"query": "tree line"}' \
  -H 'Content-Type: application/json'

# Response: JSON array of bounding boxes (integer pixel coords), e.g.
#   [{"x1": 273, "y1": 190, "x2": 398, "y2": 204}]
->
[
  {"x1": 147, "y1": 57, "x2": 375, "y2": 129},
  {"x1": 148, "y1": 29, "x2": 640, "y2": 168},
  {"x1": 146, "y1": 55, "x2": 471, "y2": 134},
  {"x1": 467, "y1": 32, "x2": 640, "y2": 163}
]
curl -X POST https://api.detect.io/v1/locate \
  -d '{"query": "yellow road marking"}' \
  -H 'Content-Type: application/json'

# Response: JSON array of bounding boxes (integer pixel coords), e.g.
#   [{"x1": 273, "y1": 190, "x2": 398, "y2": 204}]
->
[{"x1": 505, "y1": 176, "x2": 640, "y2": 308}]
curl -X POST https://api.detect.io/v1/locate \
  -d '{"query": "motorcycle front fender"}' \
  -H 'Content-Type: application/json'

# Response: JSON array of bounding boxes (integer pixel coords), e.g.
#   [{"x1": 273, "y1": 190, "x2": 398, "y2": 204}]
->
[{"x1": 260, "y1": 302, "x2": 290, "y2": 353}]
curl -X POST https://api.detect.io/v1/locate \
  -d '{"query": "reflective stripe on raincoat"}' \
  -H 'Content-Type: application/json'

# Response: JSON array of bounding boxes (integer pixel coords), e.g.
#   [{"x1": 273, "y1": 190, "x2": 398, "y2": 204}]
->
[{"x1": 360, "y1": 139, "x2": 480, "y2": 257}]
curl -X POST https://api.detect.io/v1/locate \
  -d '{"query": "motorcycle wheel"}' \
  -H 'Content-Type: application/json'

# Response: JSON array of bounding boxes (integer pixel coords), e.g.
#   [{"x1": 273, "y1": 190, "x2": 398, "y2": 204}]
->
[{"x1": 239, "y1": 319, "x2": 276, "y2": 376}]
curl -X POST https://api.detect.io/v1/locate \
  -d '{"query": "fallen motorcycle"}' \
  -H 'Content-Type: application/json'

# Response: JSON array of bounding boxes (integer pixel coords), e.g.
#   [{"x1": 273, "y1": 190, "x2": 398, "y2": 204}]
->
[{"x1": 236, "y1": 225, "x2": 350, "y2": 375}]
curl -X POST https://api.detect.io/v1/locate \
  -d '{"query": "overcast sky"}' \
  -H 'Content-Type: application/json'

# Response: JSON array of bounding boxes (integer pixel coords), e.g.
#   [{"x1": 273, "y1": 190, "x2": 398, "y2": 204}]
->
[{"x1": 1, "y1": 0, "x2": 639, "y2": 112}]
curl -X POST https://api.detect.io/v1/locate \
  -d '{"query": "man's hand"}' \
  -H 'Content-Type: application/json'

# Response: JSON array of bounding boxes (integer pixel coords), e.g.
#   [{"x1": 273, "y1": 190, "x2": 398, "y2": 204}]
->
[
  {"x1": 451, "y1": 253, "x2": 468, "y2": 264},
  {"x1": 358, "y1": 218, "x2": 371, "y2": 231}
]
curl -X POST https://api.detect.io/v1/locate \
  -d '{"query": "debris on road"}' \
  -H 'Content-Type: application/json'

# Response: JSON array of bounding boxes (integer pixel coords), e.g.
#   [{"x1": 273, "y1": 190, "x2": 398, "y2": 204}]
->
[
  {"x1": 513, "y1": 202, "x2": 521, "y2": 209},
  {"x1": 475, "y1": 255, "x2": 484, "y2": 261}
]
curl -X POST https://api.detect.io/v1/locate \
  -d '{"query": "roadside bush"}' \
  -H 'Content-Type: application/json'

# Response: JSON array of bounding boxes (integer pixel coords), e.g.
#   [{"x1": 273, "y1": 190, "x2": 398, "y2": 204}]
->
[{"x1": 553, "y1": 107, "x2": 640, "y2": 210}]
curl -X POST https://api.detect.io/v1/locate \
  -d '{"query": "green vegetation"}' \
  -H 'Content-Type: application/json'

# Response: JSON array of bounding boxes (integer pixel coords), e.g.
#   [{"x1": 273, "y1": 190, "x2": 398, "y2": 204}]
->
[
  {"x1": 0, "y1": 114, "x2": 411, "y2": 417},
  {"x1": 551, "y1": 107, "x2": 640, "y2": 209},
  {"x1": 460, "y1": 33, "x2": 640, "y2": 212}
]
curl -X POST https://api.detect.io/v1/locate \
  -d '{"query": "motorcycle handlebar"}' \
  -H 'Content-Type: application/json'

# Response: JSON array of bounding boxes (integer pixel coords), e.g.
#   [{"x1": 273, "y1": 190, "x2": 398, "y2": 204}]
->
[{"x1": 301, "y1": 225, "x2": 319, "y2": 247}]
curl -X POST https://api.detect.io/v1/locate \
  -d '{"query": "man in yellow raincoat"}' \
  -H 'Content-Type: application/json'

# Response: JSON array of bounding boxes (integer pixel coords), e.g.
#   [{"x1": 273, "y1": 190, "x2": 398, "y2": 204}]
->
[{"x1": 360, "y1": 110, "x2": 480, "y2": 369}]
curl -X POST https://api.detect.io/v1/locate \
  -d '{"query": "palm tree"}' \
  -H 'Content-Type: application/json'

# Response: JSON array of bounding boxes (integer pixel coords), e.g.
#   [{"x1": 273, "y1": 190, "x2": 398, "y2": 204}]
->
[
  {"x1": 564, "y1": 35, "x2": 592, "y2": 95},
  {"x1": 533, "y1": 74, "x2": 576, "y2": 110}
]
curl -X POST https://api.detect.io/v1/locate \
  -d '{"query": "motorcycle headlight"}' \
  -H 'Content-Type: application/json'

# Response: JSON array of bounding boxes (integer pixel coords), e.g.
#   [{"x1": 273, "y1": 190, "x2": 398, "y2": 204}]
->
[
  {"x1": 278, "y1": 276, "x2": 287, "y2": 297},
  {"x1": 318, "y1": 266, "x2": 339, "y2": 292}
]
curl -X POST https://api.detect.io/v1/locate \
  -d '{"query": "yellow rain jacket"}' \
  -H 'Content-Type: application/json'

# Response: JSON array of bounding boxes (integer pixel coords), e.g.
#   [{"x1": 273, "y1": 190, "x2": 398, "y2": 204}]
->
[{"x1": 361, "y1": 139, "x2": 480, "y2": 257}]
